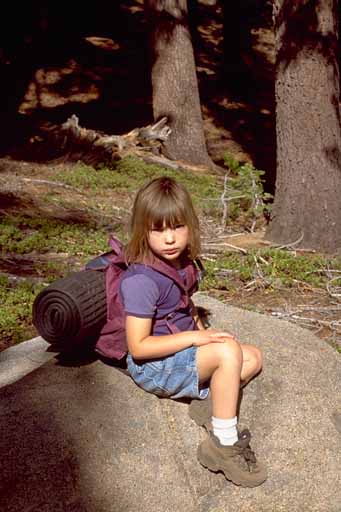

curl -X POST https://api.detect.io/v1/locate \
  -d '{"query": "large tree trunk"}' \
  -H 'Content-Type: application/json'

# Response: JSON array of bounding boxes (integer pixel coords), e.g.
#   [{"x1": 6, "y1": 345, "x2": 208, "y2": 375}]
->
[
  {"x1": 145, "y1": 0, "x2": 212, "y2": 166},
  {"x1": 267, "y1": 0, "x2": 341, "y2": 252}
]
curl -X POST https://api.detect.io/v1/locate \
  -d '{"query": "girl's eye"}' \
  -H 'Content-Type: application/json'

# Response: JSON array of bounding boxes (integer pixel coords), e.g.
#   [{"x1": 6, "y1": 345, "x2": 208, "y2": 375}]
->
[{"x1": 151, "y1": 224, "x2": 185, "y2": 232}]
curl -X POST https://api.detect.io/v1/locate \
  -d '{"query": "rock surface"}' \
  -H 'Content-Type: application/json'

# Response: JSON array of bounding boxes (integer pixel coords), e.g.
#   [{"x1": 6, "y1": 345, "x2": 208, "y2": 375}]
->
[{"x1": 1, "y1": 293, "x2": 341, "y2": 512}]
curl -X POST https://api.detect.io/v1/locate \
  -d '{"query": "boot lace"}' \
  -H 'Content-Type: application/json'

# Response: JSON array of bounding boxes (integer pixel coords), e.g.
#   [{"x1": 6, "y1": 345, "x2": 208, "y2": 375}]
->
[{"x1": 236, "y1": 429, "x2": 258, "y2": 470}]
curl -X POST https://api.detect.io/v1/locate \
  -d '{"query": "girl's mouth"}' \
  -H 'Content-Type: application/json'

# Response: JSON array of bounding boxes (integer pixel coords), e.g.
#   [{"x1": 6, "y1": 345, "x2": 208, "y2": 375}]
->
[{"x1": 163, "y1": 249, "x2": 178, "y2": 255}]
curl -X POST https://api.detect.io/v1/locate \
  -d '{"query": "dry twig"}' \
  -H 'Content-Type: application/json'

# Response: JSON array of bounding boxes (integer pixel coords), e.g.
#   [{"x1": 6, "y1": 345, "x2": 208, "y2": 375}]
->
[
  {"x1": 326, "y1": 276, "x2": 341, "y2": 300},
  {"x1": 202, "y1": 241, "x2": 248, "y2": 254},
  {"x1": 220, "y1": 173, "x2": 229, "y2": 229},
  {"x1": 22, "y1": 178, "x2": 82, "y2": 193}
]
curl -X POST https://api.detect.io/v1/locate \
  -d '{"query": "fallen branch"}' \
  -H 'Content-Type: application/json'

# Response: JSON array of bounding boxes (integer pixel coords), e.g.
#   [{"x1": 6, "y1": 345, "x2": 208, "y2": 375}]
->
[
  {"x1": 268, "y1": 232, "x2": 305, "y2": 251},
  {"x1": 271, "y1": 310, "x2": 341, "y2": 331},
  {"x1": 61, "y1": 114, "x2": 171, "y2": 149},
  {"x1": 251, "y1": 253, "x2": 272, "y2": 286},
  {"x1": 220, "y1": 173, "x2": 230, "y2": 228},
  {"x1": 56, "y1": 114, "x2": 168, "y2": 164},
  {"x1": 202, "y1": 241, "x2": 248, "y2": 254},
  {"x1": 0, "y1": 272, "x2": 46, "y2": 285},
  {"x1": 22, "y1": 178, "x2": 82, "y2": 193},
  {"x1": 201, "y1": 254, "x2": 218, "y2": 261},
  {"x1": 326, "y1": 276, "x2": 341, "y2": 300},
  {"x1": 48, "y1": 114, "x2": 213, "y2": 173}
]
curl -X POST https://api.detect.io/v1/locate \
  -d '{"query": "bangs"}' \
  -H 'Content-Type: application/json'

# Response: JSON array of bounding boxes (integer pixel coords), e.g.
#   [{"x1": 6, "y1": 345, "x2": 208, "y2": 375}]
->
[{"x1": 145, "y1": 196, "x2": 187, "y2": 230}]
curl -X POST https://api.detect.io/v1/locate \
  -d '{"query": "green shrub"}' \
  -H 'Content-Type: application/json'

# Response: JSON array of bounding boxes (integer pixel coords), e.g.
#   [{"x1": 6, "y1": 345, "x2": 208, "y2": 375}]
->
[{"x1": 223, "y1": 153, "x2": 273, "y2": 228}]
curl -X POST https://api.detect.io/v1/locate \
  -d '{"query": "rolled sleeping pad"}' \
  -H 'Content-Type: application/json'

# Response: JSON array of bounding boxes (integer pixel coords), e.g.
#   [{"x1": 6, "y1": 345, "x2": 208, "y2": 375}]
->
[{"x1": 32, "y1": 270, "x2": 107, "y2": 348}]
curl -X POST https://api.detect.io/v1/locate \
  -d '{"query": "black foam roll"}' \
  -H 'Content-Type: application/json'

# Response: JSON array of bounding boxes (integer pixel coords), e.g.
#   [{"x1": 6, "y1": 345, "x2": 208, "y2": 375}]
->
[{"x1": 32, "y1": 270, "x2": 107, "y2": 346}]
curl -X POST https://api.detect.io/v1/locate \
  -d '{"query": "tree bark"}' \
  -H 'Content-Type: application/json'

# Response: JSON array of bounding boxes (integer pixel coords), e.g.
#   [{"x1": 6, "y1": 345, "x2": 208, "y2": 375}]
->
[
  {"x1": 145, "y1": 0, "x2": 213, "y2": 166},
  {"x1": 267, "y1": 0, "x2": 341, "y2": 252}
]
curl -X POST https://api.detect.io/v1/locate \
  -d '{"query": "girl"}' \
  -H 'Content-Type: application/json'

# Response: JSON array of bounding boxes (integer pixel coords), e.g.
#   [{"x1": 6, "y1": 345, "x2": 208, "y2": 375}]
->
[{"x1": 120, "y1": 176, "x2": 267, "y2": 487}]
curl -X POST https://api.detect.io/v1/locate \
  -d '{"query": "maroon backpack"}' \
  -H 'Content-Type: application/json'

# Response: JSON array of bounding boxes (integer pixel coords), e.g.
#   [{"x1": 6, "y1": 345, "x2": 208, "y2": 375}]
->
[{"x1": 86, "y1": 238, "x2": 204, "y2": 361}]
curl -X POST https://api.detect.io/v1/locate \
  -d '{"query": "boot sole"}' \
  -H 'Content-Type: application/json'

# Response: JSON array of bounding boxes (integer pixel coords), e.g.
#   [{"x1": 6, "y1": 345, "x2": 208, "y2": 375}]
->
[{"x1": 197, "y1": 445, "x2": 266, "y2": 488}]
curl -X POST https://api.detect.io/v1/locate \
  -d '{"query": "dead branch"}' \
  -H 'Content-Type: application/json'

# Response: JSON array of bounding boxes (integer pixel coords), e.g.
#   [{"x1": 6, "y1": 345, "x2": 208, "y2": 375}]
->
[
  {"x1": 326, "y1": 276, "x2": 341, "y2": 300},
  {"x1": 271, "y1": 310, "x2": 341, "y2": 332},
  {"x1": 197, "y1": 0, "x2": 218, "y2": 5},
  {"x1": 289, "y1": 305, "x2": 341, "y2": 315},
  {"x1": 22, "y1": 178, "x2": 82, "y2": 193},
  {"x1": 215, "y1": 269, "x2": 239, "y2": 278},
  {"x1": 267, "y1": 232, "x2": 305, "y2": 251},
  {"x1": 58, "y1": 114, "x2": 170, "y2": 162},
  {"x1": 250, "y1": 174, "x2": 262, "y2": 233},
  {"x1": 221, "y1": 173, "x2": 229, "y2": 228},
  {"x1": 61, "y1": 114, "x2": 171, "y2": 148},
  {"x1": 201, "y1": 255, "x2": 216, "y2": 261},
  {"x1": 218, "y1": 232, "x2": 246, "y2": 239},
  {"x1": 202, "y1": 241, "x2": 248, "y2": 254},
  {"x1": 251, "y1": 253, "x2": 271, "y2": 286},
  {"x1": 0, "y1": 272, "x2": 46, "y2": 285},
  {"x1": 49, "y1": 114, "x2": 212, "y2": 173}
]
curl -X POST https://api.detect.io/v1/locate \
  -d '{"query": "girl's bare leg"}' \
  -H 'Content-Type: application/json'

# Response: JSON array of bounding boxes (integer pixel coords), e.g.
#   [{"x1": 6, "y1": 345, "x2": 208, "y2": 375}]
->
[
  {"x1": 240, "y1": 344, "x2": 263, "y2": 386},
  {"x1": 195, "y1": 341, "x2": 267, "y2": 487},
  {"x1": 196, "y1": 340, "x2": 242, "y2": 419},
  {"x1": 196, "y1": 341, "x2": 262, "y2": 419}
]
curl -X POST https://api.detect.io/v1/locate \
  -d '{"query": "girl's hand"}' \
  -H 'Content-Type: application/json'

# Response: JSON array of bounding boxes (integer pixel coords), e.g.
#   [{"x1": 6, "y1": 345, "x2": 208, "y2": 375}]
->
[{"x1": 192, "y1": 329, "x2": 237, "y2": 347}]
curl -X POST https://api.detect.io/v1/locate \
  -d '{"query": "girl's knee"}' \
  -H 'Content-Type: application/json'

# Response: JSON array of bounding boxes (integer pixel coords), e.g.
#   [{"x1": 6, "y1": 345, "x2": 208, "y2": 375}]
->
[
  {"x1": 214, "y1": 339, "x2": 243, "y2": 368},
  {"x1": 254, "y1": 346, "x2": 263, "y2": 371},
  {"x1": 246, "y1": 345, "x2": 263, "y2": 373}
]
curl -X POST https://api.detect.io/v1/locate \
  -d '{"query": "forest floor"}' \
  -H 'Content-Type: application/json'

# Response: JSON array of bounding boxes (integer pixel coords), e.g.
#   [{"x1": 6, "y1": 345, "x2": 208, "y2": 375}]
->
[
  {"x1": 0, "y1": 3, "x2": 340, "y2": 354},
  {"x1": 1, "y1": 155, "x2": 340, "y2": 355}
]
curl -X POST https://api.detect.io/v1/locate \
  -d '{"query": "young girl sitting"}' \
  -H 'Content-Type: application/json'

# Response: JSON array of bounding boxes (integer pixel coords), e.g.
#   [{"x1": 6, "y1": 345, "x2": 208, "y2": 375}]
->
[{"x1": 120, "y1": 176, "x2": 267, "y2": 487}]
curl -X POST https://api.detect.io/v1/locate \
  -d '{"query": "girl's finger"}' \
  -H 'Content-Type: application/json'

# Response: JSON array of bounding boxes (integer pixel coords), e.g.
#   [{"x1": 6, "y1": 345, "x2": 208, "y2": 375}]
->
[
  {"x1": 209, "y1": 332, "x2": 236, "y2": 339},
  {"x1": 196, "y1": 338, "x2": 225, "y2": 346}
]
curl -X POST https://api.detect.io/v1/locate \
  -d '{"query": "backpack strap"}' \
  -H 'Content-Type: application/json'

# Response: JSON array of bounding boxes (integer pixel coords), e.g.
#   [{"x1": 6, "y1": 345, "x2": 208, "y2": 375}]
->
[
  {"x1": 149, "y1": 257, "x2": 203, "y2": 296},
  {"x1": 85, "y1": 237, "x2": 126, "y2": 271},
  {"x1": 193, "y1": 258, "x2": 206, "y2": 281}
]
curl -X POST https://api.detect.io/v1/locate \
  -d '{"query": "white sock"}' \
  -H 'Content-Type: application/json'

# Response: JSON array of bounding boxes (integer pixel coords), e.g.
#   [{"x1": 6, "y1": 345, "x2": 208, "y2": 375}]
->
[{"x1": 212, "y1": 416, "x2": 238, "y2": 446}]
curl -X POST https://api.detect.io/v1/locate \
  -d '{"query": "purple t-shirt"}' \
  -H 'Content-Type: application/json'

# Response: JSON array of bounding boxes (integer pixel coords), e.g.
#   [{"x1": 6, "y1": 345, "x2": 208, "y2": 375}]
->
[{"x1": 120, "y1": 265, "x2": 196, "y2": 335}]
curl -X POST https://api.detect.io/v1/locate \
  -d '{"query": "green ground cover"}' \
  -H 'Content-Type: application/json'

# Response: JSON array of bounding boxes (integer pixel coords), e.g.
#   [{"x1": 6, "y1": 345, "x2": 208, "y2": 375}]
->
[{"x1": 1, "y1": 156, "x2": 340, "y2": 349}]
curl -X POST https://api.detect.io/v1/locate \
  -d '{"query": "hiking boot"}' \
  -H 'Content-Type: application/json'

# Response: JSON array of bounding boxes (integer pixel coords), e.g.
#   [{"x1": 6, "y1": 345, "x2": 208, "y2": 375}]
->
[
  {"x1": 188, "y1": 395, "x2": 212, "y2": 430},
  {"x1": 197, "y1": 429, "x2": 267, "y2": 487}
]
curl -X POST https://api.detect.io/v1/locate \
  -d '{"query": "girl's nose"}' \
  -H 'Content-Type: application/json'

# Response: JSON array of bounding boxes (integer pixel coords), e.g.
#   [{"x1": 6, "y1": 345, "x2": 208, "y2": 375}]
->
[{"x1": 164, "y1": 228, "x2": 175, "y2": 243}]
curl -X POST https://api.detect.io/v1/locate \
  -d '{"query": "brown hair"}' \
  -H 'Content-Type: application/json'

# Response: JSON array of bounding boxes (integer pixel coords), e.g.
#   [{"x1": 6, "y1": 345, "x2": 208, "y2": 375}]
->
[{"x1": 125, "y1": 176, "x2": 200, "y2": 263}]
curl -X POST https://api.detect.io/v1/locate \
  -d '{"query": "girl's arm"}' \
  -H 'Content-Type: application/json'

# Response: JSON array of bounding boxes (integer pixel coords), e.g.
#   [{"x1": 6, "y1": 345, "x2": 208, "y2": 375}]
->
[{"x1": 126, "y1": 315, "x2": 234, "y2": 359}]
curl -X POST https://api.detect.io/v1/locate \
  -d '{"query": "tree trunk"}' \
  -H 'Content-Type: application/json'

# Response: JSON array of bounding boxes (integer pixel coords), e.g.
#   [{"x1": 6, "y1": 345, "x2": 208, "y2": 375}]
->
[
  {"x1": 145, "y1": 0, "x2": 212, "y2": 166},
  {"x1": 267, "y1": 0, "x2": 341, "y2": 252}
]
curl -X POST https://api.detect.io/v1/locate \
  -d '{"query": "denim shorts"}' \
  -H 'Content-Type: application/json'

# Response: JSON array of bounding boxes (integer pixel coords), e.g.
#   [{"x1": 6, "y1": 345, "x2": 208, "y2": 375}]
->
[{"x1": 127, "y1": 346, "x2": 210, "y2": 400}]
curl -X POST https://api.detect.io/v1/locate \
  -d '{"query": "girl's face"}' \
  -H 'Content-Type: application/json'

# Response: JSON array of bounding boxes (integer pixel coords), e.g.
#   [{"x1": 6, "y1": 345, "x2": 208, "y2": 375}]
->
[{"x1": 148, "y1": 222, "x2": 189, "y2": 268}]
